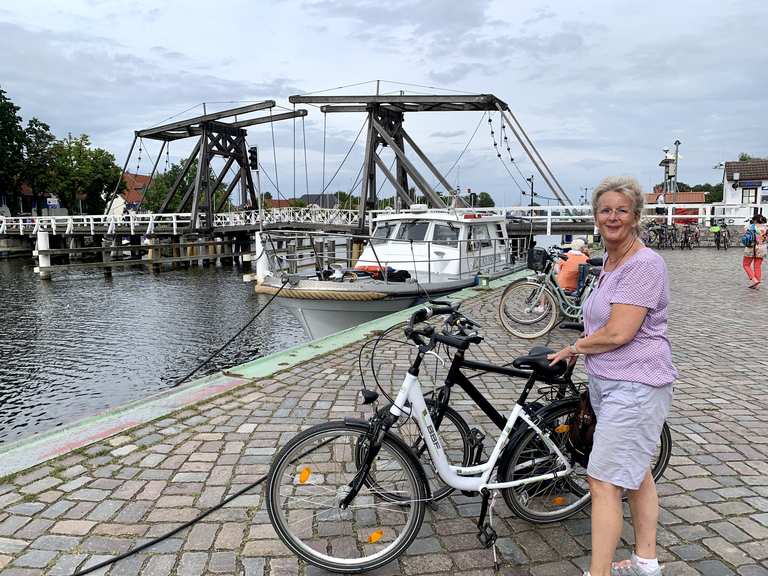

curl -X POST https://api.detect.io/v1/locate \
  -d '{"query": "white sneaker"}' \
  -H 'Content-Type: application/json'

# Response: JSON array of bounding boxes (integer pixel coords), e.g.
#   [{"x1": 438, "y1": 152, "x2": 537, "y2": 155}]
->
[{"x1": 532, "y1": 305, "x2": 546, "y2": 314}]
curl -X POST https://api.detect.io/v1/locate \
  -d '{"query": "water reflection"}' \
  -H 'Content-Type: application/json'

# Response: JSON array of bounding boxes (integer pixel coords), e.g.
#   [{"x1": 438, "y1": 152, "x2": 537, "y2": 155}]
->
[{"x1": 0, "y1": 259, "x2": 308, "y2": 443}]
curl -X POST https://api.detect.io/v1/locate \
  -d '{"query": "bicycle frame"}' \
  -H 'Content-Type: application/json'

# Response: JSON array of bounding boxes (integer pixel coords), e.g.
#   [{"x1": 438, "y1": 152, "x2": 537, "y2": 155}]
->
[{"x1": 388, "y1": 371, "x2": 573, "y2": 493}]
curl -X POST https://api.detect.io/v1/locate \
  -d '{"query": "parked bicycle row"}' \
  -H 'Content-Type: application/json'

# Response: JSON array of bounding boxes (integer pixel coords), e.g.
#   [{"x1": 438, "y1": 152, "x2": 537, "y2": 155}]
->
[{"x1": 641, "y1": 220, "x2": 734, "y2": 250}]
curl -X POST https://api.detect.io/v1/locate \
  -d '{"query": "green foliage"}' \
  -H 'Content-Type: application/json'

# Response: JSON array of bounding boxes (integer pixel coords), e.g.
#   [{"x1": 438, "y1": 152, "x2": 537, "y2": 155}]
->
[
  {"x1": 478, "y1": 191, "x2": 495, "y2": 207},
  {"x1": 0, "y1": 87, "x2": 25, "y2": 208},
  {"x1": 47, "y1": 134, "x2": 123, "y2": 214},
  {"x1": 22, "y1": 118, "x2": 56, "y2": 208},
  {"x1": 738, "y1": 152, "x2": 766, "y2": 161},
  {"x1": 143, "y1": 157, "x2": 227, "y2": 213}
]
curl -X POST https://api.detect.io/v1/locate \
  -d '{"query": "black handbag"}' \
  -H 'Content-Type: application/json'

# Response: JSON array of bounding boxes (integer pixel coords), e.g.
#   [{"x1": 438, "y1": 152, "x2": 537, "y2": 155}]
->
[{"x1": 566, "y1": 390, "x2": 596, "y2": 467}]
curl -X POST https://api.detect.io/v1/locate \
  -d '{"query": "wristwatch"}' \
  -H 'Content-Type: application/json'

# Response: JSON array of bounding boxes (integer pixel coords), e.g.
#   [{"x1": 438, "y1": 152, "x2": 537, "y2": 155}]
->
[{"x1": 569, "y1": 343, "x2": 580, "y2": 355}]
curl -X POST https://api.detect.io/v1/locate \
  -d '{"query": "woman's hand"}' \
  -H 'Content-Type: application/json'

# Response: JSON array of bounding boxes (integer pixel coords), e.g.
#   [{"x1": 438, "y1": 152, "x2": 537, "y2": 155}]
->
[{"x1": 548, "y1": 346, "x2": 578, "y2": 366}]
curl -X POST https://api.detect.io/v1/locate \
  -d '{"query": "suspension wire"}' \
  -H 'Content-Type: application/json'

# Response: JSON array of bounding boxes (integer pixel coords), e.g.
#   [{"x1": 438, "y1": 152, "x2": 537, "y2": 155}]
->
[
  {"x1": 302, "y1": 116, "x2": 309, "y2": 198},
  {"x1": 488, "y1": 115, "x2": 527, "y2": 195},
  {"x1": 500, "y1": 117, "x2": 529, "y2": 183},
  {"x1": 135, "y1": 138, "x2": 143, "y2": 173},
  {"x1": 430, "y1": 111, "x2": 487, "y2": 189},
  {"x1": 292, "y1": 103, "x2": 296, "y2": 203},
  {"x1": 320, "y1": 117, "x2": 368, "y2": 195},
  {"x1": 322, "y1": 113, "x2": 328, "y2": 202},
  {"x1": 269, "y1": 108, "x2": 281, "y2": 196},
  {"x1": 258, "y1": 162, "x2": 289, "y2": 203},
  {"x1": 299, "y1": 79, "x2": 378, "y2": 95},
  {"x1": 151, "y1": 102, "x2": 202, "y2": 127},
  {"x1": 379, "y1": 79, "x2": 474, "y2": 94}
]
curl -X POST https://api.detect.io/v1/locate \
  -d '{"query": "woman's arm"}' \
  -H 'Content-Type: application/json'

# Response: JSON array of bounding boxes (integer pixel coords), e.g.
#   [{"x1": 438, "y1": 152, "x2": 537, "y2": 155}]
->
[{"x1": 549, "y1": 303, "x2": 649, "y2": 364}]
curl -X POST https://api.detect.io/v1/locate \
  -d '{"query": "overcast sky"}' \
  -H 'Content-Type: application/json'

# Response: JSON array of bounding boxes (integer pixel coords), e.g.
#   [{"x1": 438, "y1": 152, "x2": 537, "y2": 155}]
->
[{"x1": 2, "y1": 0, "x2": 766, "y2": 206}]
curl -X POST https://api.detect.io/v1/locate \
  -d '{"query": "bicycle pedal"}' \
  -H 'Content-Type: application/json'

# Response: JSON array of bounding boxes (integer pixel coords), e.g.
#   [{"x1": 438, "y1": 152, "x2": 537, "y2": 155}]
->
[{"x1": 477, "y1": 525, "x2": 497, "y2": 549}]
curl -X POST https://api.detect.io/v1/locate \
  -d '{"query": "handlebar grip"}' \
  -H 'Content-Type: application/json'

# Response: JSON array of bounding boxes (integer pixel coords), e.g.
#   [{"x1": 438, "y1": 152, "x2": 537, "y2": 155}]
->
[
  {"x1": 587, "y1": 256, "x2": 604, "y2": 267},
  {"x1": 559, "y1": 253, "x2": 569, "y2": 261},
  {"x1": 429, "y1": 306, "x2": 455, "y2": 316}
]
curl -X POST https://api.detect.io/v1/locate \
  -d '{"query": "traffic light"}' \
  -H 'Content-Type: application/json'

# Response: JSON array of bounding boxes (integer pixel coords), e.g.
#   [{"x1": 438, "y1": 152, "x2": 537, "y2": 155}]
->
[{"x1": 248, "y1": 146, "x2": 258, "y2": 170}]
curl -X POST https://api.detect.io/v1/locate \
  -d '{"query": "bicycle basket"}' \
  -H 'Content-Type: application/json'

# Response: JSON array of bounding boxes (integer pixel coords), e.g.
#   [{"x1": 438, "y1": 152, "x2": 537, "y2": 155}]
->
[{"x1": 527, "y1": 247, "x2": 548, "y2": 272}]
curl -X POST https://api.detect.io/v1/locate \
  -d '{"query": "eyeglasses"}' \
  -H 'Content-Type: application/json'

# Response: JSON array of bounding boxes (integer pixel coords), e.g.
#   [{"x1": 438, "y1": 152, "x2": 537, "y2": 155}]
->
[{"x1": 596, "y1": 207, "x2": 632, "y2": 218}]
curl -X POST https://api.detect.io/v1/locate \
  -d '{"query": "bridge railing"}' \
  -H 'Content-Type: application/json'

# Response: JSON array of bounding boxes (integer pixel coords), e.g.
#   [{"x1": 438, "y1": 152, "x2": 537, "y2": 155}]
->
[{"x1": 1, "y1": 203, "x2": 762, "y2": 237}]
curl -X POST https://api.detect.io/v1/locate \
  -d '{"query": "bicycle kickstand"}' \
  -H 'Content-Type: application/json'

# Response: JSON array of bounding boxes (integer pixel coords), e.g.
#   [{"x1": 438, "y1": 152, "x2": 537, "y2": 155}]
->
[{"x1": 476, "y1": 489, "x2": 500, "y2": 570}]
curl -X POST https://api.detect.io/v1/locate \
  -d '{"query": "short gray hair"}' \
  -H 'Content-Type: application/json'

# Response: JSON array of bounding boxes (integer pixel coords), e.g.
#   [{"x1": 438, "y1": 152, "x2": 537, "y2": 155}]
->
[{"x1": 591, "y1": 176, "x2": 645, "y2": 233}]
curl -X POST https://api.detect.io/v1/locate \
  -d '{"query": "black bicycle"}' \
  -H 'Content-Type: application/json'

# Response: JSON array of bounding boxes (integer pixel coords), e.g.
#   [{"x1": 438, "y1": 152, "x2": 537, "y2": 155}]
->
[{"x1": 370, "y1": 303, "x2": 672, "y2": 514}]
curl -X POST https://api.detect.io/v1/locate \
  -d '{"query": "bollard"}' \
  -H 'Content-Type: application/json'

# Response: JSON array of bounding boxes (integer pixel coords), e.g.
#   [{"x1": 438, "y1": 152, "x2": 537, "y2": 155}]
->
[
  {"x1": 36, "y1": 231, "x2": 51, "y2": 280},
  {"x1": 287, "y1": 243, "x2": 297, "y2": 274}
]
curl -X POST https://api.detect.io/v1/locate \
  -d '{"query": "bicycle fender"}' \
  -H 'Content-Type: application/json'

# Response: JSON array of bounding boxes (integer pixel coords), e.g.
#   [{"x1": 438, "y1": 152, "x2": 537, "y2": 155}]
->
[
  {"x1": 343, "y1": 417, "x2": 433, "y2": 501},
  {"x1": 495, "y1": 398, "x2": 579, "y2": 480}
]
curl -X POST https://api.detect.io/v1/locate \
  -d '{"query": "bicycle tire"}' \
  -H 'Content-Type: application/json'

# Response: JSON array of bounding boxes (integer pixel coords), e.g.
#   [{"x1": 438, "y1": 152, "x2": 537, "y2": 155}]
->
[
  {"x1": 499, "y1": 400, "x2": 592, "y2": 523},
  {"x1": 498, "y1": 280, "x2": 559, "y2": 339},
  {"x1": 371, "y1": 400, "x2": 471, "y2": 501},
  {"x1": 498, "y1": 402, "x2": 673, "y2": 523},
  {"x1": 266, "y1": 420, "x2": 427, "y2": 573}
]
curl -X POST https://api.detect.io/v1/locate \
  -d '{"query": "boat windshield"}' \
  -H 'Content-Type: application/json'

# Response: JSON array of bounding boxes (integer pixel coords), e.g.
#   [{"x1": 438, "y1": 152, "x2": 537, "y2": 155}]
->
[
  {"x1": 432, "y1": 222, "x2": 460, "y2": 247},
  {"x1": 371, "y1": 222, "x2": 397, "y2": 245},
  {"x1": 395, "y1": 220, "x2": 430, "y2": 242}
]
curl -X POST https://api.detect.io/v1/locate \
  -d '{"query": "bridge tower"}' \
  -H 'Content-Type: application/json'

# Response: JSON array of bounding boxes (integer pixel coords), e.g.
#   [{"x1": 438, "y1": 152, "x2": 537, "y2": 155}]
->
[{"x1": 108, "y1": 102, "x2": 306, "y2": 231}]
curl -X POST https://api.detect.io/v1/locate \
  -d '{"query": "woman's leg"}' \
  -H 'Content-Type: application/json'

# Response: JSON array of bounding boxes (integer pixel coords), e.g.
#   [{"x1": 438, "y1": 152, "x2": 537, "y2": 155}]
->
[
  {"x1": 743, "y1": 256, "x2": 755, "y2": 281},
  {"x1": 627, "y1": 469, "x2": 659, "y2": 559},
  {"x1": 754, "y1": 258, "x2": 763, "y2": 283},
  {"x1": 589, "y1": 477, "x2": 624, "y2": 576}
]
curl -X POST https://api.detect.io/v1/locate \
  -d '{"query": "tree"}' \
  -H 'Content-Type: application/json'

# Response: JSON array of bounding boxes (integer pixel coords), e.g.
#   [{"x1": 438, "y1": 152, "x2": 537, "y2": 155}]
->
[
  {"x1": 478, "y1": 191, "x2": 495, "y2": 207},
  {"x1": 738, "y1": 153, "x2": 766, "y2": 161},
  {"x1": 48, "y1": 134, "x2": 123, "y2": 214},
  {"x1": 0, "y1": 87, "x2": 25, "y2": 212},
  {"x1": 22, "y1": 118, "x2": 56, "y2": 213},
  {"x1": 142, "y1": 157, "x2": 226, "y2": 213}
]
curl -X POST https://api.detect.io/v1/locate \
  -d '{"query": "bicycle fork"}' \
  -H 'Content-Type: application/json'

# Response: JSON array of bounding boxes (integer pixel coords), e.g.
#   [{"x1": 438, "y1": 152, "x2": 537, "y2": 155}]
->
[{"x1": 339, "y1": 413, "x2": 393, "y2": 508}]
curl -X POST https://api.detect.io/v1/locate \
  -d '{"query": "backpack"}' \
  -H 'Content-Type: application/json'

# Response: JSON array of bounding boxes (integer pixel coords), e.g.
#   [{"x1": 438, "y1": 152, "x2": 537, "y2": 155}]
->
[
  {"x1": 566, "y1": 390, "x2": 596, "y2": 467},
  {"x1": 741, "y1": 224, "x2": 757, "y2": 248}
]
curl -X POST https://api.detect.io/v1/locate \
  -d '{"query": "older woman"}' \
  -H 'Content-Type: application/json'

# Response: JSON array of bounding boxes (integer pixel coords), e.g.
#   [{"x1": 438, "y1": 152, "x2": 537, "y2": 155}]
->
[{"x1": 549, "y1": 176, "x2": 677, "y2": 576}]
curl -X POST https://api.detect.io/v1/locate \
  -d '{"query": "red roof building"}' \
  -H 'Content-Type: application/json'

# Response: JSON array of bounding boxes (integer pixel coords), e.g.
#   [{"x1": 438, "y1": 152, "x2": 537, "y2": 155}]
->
[{"x1": 122, "y1": 172, "x2": 152, "y2": 205}]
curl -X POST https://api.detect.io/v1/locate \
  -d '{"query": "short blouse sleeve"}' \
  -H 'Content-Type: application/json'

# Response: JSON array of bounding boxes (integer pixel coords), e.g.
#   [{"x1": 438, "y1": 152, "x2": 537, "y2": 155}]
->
[{"x1": 610, "y1": 258, "x2": 665, "y2": 310}]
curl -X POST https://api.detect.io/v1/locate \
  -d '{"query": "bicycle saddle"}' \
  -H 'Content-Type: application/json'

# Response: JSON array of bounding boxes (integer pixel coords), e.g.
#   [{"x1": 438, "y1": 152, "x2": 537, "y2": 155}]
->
[{"x1": 512, "y1": 346, "x2": 568, "y2": 378}]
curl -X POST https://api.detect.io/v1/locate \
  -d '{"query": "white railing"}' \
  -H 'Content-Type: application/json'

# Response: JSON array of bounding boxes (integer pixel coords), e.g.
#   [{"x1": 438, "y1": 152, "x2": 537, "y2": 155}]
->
[
  {"x1": 0, "y1": 207, "x2": 362, "y2": 237},
  {"x1": 1, "y1": 203, "x2": 761, "y2": 237}
]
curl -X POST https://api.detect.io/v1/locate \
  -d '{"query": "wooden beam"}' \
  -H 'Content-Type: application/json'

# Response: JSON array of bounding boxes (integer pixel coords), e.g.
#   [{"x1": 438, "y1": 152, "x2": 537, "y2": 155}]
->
[
  {"x1": 137, "y1": 100, "x2": 276, "y2": 138},
  {"x1": 291, "y1": 94, "x2": 508, "y2": 110}
]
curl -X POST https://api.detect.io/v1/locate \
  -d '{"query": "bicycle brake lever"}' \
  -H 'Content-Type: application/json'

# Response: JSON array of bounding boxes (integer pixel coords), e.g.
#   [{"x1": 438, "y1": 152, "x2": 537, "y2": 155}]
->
[{"x1": 424, "y1": 350, "x2": 445, "y2": 367}]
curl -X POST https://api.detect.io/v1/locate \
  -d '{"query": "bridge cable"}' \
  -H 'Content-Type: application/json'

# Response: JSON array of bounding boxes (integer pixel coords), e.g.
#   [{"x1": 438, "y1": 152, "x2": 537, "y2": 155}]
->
[
  {"x1": 269, "y1": 108, "x2": 281, "y2": 196},
  {"x1": 320, "y1": 116, "x2": 368, "y2": 196},
  {"x1": 302, "y1": 116, "x2": 310, "y2": 199},
  {"x1": 430, "y1": 111, "x2": 487, "y2": 192}
]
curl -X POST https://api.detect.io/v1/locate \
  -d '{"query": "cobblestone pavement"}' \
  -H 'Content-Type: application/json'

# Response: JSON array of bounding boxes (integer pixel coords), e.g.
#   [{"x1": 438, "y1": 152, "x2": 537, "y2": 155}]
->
[{"x1": 1, "y1": 249, "x2": 767, "y2": 576}]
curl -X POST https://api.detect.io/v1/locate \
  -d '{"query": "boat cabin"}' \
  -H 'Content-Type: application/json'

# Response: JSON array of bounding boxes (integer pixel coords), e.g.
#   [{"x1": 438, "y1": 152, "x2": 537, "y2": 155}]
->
[{"x1": 357, "y1": 207, "x2": 512, "y2": 281}]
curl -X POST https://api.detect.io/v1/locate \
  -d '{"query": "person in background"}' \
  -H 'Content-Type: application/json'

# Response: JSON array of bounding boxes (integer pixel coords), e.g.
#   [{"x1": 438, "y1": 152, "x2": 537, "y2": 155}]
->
[
  {"x1": 549, "y1": 176, "x2": 676, "y2": 576},
  {"x1": 556, "y1": 237, "x2": 590, "y2": 292},
  {"x1": 743, "y1": 213, "x2": 768, "y2": 288}
]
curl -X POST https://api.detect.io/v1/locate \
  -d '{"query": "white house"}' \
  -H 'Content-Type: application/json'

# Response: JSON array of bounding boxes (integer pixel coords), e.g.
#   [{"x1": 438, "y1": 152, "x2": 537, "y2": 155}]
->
[{"x1": 718, "y1": 160, "x2": 768, "y2": 224}]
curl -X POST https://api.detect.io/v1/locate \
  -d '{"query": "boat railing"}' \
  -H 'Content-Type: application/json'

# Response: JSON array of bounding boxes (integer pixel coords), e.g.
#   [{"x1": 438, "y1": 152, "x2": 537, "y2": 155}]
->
[{"x1": 259, "y1": 230, "x2": 528, "y2": 283}]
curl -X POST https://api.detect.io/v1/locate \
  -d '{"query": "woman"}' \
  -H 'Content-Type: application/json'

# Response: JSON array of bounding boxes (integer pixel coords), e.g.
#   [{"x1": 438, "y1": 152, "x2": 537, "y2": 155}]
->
[
  {"x1": 742, "y1": 214, "x2": 768, "y2": 288},
  {"x1": 549, "y1": 176, "x2": 677, "y2": 576},
  {"x1": 556, "y1": 238, "x2": 590, "y2": 292}
]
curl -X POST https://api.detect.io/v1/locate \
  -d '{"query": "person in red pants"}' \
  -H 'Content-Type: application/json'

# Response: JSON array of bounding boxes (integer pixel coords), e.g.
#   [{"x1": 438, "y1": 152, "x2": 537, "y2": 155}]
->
[{"x1": 743, "y1": 214, "x2": 768, "y2": 288}]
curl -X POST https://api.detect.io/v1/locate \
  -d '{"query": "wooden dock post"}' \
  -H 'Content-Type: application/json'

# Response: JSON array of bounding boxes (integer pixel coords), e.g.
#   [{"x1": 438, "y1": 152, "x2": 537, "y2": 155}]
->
[
  {"x1": 36, "y1": 231, "x2": 51, "y2": 280},
  {"x1": 102, "y1": 237, "x2": 113, "y2": 277}
]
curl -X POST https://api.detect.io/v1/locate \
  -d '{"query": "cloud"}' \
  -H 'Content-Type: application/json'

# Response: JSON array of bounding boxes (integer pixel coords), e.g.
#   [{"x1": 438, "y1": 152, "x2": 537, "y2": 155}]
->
[{"x1": 430, "y1": 130, "x2": 466, "y2": 138}]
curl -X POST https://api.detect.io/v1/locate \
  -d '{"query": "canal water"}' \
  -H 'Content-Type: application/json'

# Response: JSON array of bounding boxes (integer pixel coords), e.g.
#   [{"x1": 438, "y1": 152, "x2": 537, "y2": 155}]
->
[{"x1": 0, "y1": 259, "x2": 309, "y2": 443}]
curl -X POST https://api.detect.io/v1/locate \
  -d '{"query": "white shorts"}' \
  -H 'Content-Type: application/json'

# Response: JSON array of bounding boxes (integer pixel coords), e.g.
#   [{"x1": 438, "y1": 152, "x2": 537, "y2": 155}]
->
[{"x1": 587, "y1": 376, "x2": 673, "y2": 490}]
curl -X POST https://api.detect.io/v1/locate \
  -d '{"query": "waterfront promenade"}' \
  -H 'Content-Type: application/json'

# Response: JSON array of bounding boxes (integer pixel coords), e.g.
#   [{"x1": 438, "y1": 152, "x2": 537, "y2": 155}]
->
[{"x1": 0, "y1": 249, "x2": 767, "y2": 575}]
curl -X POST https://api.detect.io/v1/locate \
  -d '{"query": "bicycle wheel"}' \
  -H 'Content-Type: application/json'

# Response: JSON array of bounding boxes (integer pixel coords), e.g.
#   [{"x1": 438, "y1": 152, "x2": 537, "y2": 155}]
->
[
  {"x1": 266, "y1": 421, "x2": 427, "y2": 573},
  {"x1": 499, "y1": 401, "x2": 591, "y2": 523},
  {"x1": 373, "y1": 399, "x2": 471, "y2": 501},
  {"x1": 498, "y1": 280, "x2": 559, "y2": 339}
]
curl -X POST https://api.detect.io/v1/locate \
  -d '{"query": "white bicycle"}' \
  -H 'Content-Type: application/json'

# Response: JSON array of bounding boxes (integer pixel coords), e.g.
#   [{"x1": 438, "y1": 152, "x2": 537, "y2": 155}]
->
[{"x1": 266, "y1": 303, "x2": 592, "y2": 573}]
